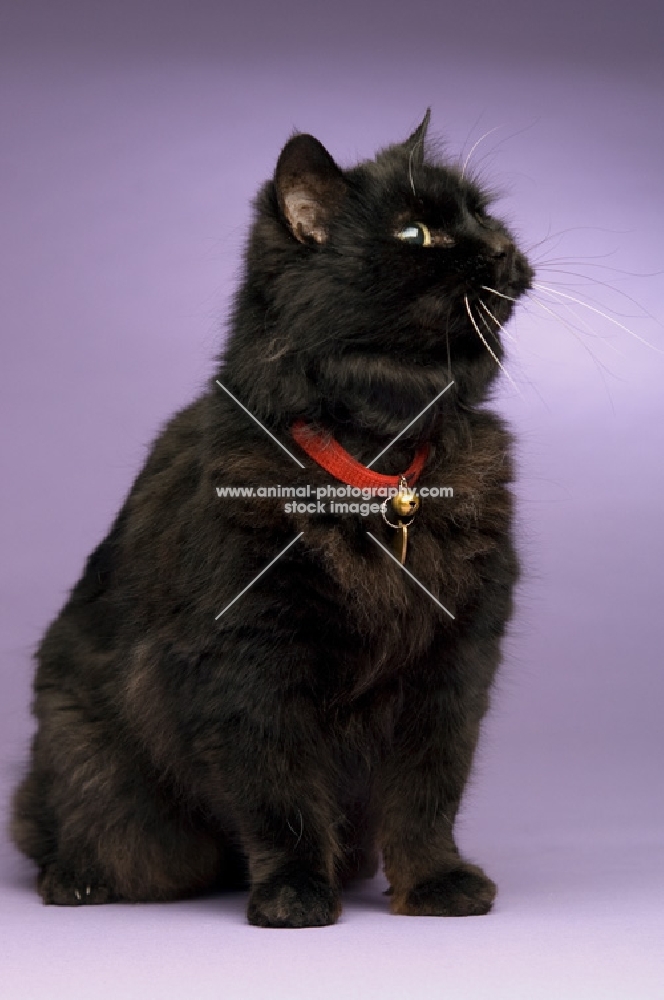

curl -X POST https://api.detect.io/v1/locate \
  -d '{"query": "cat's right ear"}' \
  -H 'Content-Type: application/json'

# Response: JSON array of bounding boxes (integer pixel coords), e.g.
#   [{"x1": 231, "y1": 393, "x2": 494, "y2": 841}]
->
[{"x1": 274, "y1": 134, "x2": 346, "y2": 244}]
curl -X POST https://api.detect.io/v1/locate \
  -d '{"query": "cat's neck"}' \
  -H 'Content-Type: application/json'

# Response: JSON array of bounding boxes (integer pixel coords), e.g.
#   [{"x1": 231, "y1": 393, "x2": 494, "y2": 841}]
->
[{"x1": 219, "y1": 330, "x2": 495, "y2": 467}]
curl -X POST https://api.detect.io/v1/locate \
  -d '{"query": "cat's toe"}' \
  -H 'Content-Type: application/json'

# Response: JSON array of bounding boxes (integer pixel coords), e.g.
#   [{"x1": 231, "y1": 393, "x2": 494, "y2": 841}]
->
[
  {"x1": 247, "y1": 864, "x2": 340, "y2": 928},
  {"x1": 391, "y1": 863, "x2": 496, "y2": 917},
  {"x1": 38, "y1": 864, "x2": 114, "y2": 906}
]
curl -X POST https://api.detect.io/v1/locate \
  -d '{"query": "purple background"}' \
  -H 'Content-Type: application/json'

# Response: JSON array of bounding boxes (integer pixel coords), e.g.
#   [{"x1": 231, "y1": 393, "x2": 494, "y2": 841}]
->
[{"x1": 1, "y1": 2, "x2": 663, "y2": 997}]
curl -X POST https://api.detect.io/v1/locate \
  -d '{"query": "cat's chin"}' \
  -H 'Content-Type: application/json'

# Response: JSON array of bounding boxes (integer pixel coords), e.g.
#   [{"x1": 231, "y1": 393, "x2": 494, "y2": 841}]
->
[{"x1": 505, "y1": 281, "x2": 531, "y2": 300}]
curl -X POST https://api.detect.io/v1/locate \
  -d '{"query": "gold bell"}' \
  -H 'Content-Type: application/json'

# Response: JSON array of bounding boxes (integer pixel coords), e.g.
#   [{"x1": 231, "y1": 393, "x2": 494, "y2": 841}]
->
[
  {"x1": 380, "y1": 477, "x2": 421, "y2": 565},
  {"x1": 389, "y1": 478, "x2": 420, "y2": 519}
]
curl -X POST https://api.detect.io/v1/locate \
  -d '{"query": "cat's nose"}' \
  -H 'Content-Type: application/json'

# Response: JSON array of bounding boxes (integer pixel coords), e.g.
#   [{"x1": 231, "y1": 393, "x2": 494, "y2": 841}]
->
[
  {"x1": 486, "y1": 232, "x2": 512, "y2": 260},
  {"x1": 486, "y1": 233, "x2": 514, "y2": 276}
]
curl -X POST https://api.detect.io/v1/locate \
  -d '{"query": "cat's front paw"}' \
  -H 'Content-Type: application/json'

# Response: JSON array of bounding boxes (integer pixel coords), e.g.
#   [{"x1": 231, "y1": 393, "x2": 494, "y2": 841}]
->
[
  {"x1": 247, "y1": 863, "x2": 341, "y2": 928},
  {"x1": 391, "y1": 863, "x2": 496, "y2": 917},
  {"x1": 38, "y1": 863, "x2": 116, "y2": 906}
]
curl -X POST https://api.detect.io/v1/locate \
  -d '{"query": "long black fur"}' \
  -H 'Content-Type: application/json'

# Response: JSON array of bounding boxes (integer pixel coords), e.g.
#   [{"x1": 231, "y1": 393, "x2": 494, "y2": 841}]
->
[{"x1": 12, "y1": 112, "x2": 532, "y2": 925}]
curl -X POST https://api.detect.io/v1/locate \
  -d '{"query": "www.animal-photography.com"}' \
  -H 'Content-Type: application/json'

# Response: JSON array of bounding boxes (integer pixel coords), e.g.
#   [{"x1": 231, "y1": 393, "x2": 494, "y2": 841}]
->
[{"x1": 1, "y1": 1, "x2": 662, "y2": 998}]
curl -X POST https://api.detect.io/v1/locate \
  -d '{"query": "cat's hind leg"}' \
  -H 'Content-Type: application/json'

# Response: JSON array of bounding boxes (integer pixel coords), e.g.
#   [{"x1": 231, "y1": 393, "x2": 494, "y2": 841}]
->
[
  {"x1": 12, "y1": 747, "x2": 123, "y2": 905},
  {"x1": 12, "y1": 689, "x2": 228, "y2": 905}
]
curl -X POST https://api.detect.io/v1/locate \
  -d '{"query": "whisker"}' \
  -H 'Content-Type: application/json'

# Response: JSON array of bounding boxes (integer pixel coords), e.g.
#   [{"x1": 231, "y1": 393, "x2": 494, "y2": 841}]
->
[
  {"x1": 525, "y1": 234, "x2": 608, "y2": 259},
  {"x1": 459, "y1": 109, "x2": 489, "y2": 171},
  {"x1": 549, "y1": 296, "x2": 627, "y2": 357},
  {"x1": 483, "y1": 301, "x2": 551, "y2": 410},
  {"x1": 525, "y1": 225, "x2": 632, "y2": 257},
  {"x1": 467, "y1": 119, "x2": 540, "y2": 181},
  {"x1": 445, "y1": 316, "x2": 453, "y2": 383},
  {"x1": 460, "y1": 126, "x2": 503, "y2": 180},
  {"x1": 477, "y1": 299, "x2": 516, "y2": 342},
  {"x1": 531, "y1": 258, "x2": 663, "y2": 278},
  {"x1": 532, "y1": 267, "x2": 664, "y2": 326},
  {"x1": 528, "y1": 293, "x2": 624, "y2": 363},
  {"x1": 525, "y1": 294, "x2": 619, "y2": 406},
  {"x1": 464, "y1": 295, "x2": 521, "y2": 394},
  {"x1": 408, "y1": 144, "x2": 417, "y2": 197},
  {"x1": 483, "y1": 280, "x2": 625, "y2": 397},
  {"x1": 476, "y1": 303, "x2": 502, "y2": 345},
  {"x1": 525, "y1": 232, "x2": 569, "y2": 257},
  {"x1": 481, "y1": 285, "x2": 519, "y2": 303},
  {"x1": 529, "y1": 250, "x2": 629, "y2": 274},
  {"x1": 533, "y1": 283, "x2": 663, "y2": 354}
]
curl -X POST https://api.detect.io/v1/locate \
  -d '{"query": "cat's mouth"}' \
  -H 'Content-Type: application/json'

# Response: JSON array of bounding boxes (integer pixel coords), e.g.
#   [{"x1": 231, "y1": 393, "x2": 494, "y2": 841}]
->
[
  {"x1": 508, "y1": 250, "x2": 535, "y2": 295},
  {"x1": 412, "y1": 270, "x2": 531, "y2": 336},
  {"x1": 487, "y1": 246, "x2": 534, "y2": 299}
]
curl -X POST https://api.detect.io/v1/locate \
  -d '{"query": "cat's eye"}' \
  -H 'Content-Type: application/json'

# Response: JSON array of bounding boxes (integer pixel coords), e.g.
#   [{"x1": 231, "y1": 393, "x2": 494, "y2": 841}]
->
[{"x1": 395, "y1": 222, "x2": 432, "y2": 247}]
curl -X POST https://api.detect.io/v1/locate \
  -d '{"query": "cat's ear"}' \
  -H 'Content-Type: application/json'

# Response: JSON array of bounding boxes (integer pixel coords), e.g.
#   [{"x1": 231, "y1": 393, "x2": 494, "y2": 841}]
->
[
  {"x1": 274, "y1": 134, "x2": 346, "y2": 244},
  {"x1": 403, "y1": 108, "x2": 431, "y2": 167}
]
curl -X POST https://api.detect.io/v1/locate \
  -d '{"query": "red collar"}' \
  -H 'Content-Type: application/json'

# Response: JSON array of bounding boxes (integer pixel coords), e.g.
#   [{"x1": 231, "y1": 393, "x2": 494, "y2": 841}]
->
[{"x1": 291, "y1": 420, "x2": 429, "y2": 489}]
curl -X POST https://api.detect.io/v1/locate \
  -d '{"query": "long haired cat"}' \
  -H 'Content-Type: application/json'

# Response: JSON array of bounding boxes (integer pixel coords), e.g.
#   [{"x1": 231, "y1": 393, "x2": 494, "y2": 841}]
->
[{"x1": 12, "y1": 111, "x2": 532, "y2": 926}]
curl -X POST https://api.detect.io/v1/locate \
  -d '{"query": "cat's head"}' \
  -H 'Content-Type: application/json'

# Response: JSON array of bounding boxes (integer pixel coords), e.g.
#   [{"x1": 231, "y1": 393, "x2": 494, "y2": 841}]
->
[{"x1": 225, "y1": 112, "x2": 533, "y2": 431}]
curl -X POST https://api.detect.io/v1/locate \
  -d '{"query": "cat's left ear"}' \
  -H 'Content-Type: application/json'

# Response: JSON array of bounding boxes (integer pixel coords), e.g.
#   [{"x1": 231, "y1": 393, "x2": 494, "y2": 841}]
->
[
  {"x1": 402, "y1": 108, "x2": 431, "y2": 167},
  {"x1": 274, "y1": 134, "x2": 346, "y2": 244}
]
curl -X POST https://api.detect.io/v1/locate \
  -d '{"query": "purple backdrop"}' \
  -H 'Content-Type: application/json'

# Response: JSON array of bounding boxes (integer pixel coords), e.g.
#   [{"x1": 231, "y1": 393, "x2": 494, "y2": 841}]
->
[{"x1": 1, "y1": 2, "x2": 662, "y2": 997}]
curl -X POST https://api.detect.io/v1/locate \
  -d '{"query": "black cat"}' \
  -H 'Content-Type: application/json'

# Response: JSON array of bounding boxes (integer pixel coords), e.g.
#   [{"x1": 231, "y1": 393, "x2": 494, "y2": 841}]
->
[{"x1": 12, "y1": 111, "x2": 532, "y2": 926}]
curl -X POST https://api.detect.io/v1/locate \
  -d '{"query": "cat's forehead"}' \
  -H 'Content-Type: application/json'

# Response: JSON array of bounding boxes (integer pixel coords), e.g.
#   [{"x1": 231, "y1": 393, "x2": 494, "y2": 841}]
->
[
  {"x1": 351, "y1": 156, "x2": 491, "y2": 221},
  {"x1": 350, "y1": 151, "x2": 488, "y2": 215}
]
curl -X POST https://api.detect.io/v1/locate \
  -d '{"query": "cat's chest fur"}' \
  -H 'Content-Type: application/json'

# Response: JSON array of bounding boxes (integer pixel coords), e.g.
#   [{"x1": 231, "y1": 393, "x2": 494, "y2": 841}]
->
[{"x1": 211, "y1": 402, "x2": 514, "y2": 679}]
